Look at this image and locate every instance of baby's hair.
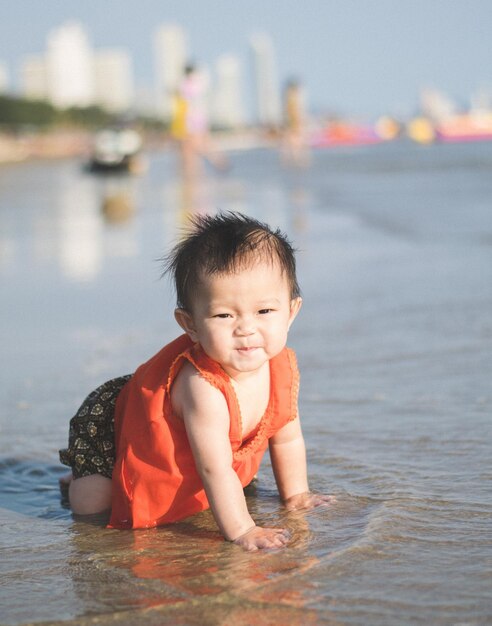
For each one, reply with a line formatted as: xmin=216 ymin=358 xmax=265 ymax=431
xmin=164 ymin=211 xmax=300 ymax=311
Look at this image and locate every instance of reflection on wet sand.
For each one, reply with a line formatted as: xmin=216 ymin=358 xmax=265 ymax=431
xmin=0 ymin=153 xmax=309 ymax=289
xmin=56 ymin=172 xmax=140 ymax=282
xmin=57 ymin=480 xmax=372 ymax=625
xmin=1 ymin=472 xmax=366 ymax=625
xmin=100 ymin=190 xmax=134 ymax=224
xmin=64 ymin=510 xmax=322 ymax=625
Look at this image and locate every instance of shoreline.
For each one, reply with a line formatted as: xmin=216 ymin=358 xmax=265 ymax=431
xmin=0 ymin=128 xmax=274 ymax=167
xmin=0 ymin=129 xmax=92 ymax=165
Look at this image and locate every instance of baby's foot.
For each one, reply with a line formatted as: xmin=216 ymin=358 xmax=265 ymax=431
xmin=58 ymin=472 xmax=73 ymax=504
xmin=59 ymin=472 xmax=73 ymax=487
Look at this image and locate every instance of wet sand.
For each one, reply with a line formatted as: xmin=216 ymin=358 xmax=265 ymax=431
xmin=1 ymin=142 xmax=491 ymax=625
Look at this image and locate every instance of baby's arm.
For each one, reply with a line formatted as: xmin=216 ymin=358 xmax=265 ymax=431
xmin=172 ymin=362 xmax=290 ymax=551
xmin=269 ymin=418 xmax=335 ymax=510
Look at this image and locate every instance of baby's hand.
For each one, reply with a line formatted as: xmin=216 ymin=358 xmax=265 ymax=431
xmin=232 ymin=525 xmax=291 ymax=552
xmin=284 ymin=492 xmax=336 ymax=511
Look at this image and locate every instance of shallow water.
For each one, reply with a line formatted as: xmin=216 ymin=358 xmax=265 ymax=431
xmin=1 ymin=141 xmax=491 ymax=625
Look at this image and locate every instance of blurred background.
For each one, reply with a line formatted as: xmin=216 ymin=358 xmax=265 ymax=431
xmin=1 ymin=0 xmax=492 ymax=161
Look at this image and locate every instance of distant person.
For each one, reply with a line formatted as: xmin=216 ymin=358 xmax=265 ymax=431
xmin=169 ymin=88 xmax=188 ymax=144
xmin=282 ymin=78 xmax=310 ymax=167
xmin=59 ymin=212 xmax=335 ymax=551
xmin=174 ymin=63 xmax=228 ymax=177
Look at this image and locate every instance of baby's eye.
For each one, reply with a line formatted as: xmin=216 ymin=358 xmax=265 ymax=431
xmin=214 ymin=313 xmax=232 ymax=318
xmin=258 ymin=308 xmax=274 ymax=315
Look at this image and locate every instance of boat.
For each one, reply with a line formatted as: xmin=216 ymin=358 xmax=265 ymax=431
xmin=310 ymin=120 xmax=386 ymax=148
xmin=407 ymin=112 xmax=492 ymax=145
xmin=435 ymin=113 xmax=492 ymax=143
xmin=87 ymin=128 xmax=143 ymax=173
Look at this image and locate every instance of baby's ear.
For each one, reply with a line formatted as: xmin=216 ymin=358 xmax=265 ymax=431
xmin=288 ymin=297 xmax=302 ymax=327
xmin=174 ymin=309 xmax=199 ymax=342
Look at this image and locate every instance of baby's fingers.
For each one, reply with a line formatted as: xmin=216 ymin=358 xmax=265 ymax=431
xmin=234 ymin=526 xmax=291 ymax=551
xmin=257 ymin=527 xmax=290 ymax=549
xmin=285 ymin=492 xmax=337 ymax=510
xmin=312 ymin=494 xmax=337 ymax=507
xmin=268 ymin=527 xmax=291 ymax=546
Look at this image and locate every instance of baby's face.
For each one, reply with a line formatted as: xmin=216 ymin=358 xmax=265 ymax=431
xmin=175 ymin=261 xmax=302 ymax=380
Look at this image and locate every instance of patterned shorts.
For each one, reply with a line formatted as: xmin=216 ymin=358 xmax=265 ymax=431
xmin=59 ymin=375 xmax=131 ymax=479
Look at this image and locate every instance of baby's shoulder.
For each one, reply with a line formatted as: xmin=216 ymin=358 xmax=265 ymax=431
xmin=172 ymin=359 xmax=213 ymax=394
xmin=171 ymin=360 xmax=226 ymax=415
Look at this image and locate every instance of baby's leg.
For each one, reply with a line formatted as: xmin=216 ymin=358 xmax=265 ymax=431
xmin=69 ymin=474 xmax=112 ymax=515
xmin=59 ymin=375 xmax=131 ymax=516
xmin=59 ymin=472 xmax=73 ymax=486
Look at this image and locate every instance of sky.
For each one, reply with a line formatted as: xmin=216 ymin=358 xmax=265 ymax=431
xmin=1 ymin=0 xmax=492 ymax=120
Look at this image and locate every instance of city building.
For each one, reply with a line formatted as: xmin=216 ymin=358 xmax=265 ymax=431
xmin=46 ymin=21 xmax=95 ymax=108
xmin=419 ymin=87 xmax=456 ymax=122
xmin=250 ymin=32 xmax=281 ymax=127
xmin=212 ymin=54 xmax=245 ymax=129
xmin=154 ymin=23 xmax=188 ymax=121
xmin=19 ymin=55 xmax=48 ymax=100
xmin=0 ymin=61 xmax=9 ymax=94
xmin=94 ymin=49 xmax=134 ymax=113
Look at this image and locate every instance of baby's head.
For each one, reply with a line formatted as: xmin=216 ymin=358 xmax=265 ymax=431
xmin=165 ymin=212 xmax=301 ymax=373
xmin=165 ymin=211 xmax=300 ymax=313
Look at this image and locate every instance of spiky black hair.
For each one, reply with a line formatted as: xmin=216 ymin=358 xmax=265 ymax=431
xmin=163 ymin=211 xmax=300 ymax=311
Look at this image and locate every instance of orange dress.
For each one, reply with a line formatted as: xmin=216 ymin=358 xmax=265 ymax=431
xmin=108 ymin=334 xmax=300 ymax=529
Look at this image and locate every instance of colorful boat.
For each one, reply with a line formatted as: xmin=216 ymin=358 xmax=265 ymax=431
xmin=408 ymin=113 xmax=492 ymax=145
xmin=310 ymin=121 xmax=384 ymax=148
xmin=435 ymin=113 xmax=492 ymax=143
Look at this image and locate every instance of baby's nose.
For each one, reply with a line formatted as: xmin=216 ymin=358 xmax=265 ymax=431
xmin=235 ymin=318 xmax=255 ymax=335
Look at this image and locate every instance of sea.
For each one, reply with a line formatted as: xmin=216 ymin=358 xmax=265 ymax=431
xmin=0 ymin=138 xmax=491 ymax=625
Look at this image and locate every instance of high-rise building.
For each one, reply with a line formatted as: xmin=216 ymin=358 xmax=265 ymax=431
xmin=134 ymin=86 xmax=158 ymax=117
xmin=94 ymin=49 xmax=134 ymax=113
xmin=212 ymin=54 xmax=244 ymax=129
xmin=250 ymin=32 xmax=281 ymax=127
xmin=46 ymin=21 xmax=94 ymax=108
xmin=420 ymin=87 xmax=456 ymax=122
xmin=19 ymin=55 xmax=48 ymax=100
xmin=154 ymin=24 xmax=188 ymax=120
xmin=0 ymin=61 xmax=9 ymax=94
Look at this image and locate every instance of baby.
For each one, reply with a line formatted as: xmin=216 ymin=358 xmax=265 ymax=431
xmin=60 ymin=212 xmax=333 ymax=551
